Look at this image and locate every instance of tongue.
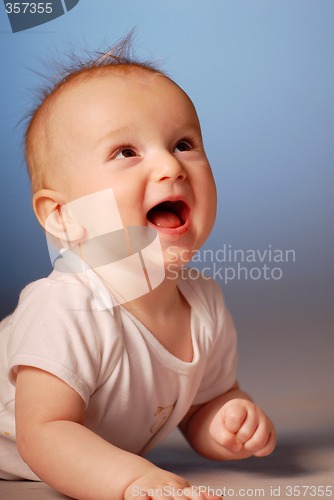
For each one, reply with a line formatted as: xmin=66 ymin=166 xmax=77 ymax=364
xmin=149 ymin=209 xmax=182 ymax=228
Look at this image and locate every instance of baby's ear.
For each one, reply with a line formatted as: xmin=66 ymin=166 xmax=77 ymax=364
xmin=33 ymin=189 xmax=85 ymax=245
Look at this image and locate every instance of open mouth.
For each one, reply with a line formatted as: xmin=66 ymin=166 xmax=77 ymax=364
xmin=146 ymin=200 xmax=189 ymax=229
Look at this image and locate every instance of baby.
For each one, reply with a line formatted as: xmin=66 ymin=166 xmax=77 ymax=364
xmin=0 ymin=37 xmax=275 ymax=499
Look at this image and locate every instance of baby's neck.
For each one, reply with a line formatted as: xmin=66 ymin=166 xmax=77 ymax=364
xmin=122 ymin=271 xmax=180 ymax=318
xmin=122 ymin=274 xmax=193 ymax=362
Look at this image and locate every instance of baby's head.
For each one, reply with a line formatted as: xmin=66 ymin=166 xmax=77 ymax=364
xmin=26 ymin=35 xmax=217 ymax=272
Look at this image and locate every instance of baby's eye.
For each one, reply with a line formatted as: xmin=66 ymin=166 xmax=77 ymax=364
xmin=174 ymin=140 xmax=193 ymax=153
xmin=113 ymin=147 xmax=137 ymax=160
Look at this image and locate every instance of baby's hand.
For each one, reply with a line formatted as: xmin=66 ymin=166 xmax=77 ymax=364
xmin=124 ymin=468 xmax=222 ymax=499
xmin=209 ymin=398 xmax=276 ymax=458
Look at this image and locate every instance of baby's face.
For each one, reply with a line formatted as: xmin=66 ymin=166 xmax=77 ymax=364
xmin=48 ymin=69 xmax=217 ymax=268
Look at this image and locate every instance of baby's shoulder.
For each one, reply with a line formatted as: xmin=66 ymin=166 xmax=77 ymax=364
xmin=16 ymin=271 xmax=102 ymax=312
xmin=11 ymin=271 xmax=123 ymax=342
xmin=8 ymin=272 xmax=123 ymax=365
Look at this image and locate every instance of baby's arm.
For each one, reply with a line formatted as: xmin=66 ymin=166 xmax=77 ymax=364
xmin=179 ymin=382 xmax=276 ymax=461
xmin=15 ymin=366 xmax=220 ymax=500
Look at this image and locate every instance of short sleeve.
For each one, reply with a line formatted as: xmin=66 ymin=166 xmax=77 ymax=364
xmin=7 ymin=276 xmax=121 ymax=408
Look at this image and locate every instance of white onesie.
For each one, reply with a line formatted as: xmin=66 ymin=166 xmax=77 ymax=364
xmin=0 ymin=268 xmax=237 ymax=480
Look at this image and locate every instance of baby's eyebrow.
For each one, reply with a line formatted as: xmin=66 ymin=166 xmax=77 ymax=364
xmin=176 ymin=123 xmax=202 ymax=135
xmin=94 ymin=125 xmax=132 ymax=148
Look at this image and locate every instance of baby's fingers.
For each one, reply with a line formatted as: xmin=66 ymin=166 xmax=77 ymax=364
xmin=221 ymin=400 xmax=248 ymax=434
xmin=184 ymin=487 xmax=222 ymax=500
xmin=234 ymin=406 xmax=258 ymax=444
xmin=243 ymin=416 xmax=276 ymax=456
xmin=210 ymin=403 xmax=245 ymax=451
xmin=199 ymin=492 xmax=223 ymax=500
xmin=253 ymin=428 xmax=276 ymax=457
xmin=210 ymin=420 xmax=243 ymax=453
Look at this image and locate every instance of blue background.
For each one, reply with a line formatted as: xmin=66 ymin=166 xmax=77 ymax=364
xmin=0 ymin=0 xmax=333 ymax=436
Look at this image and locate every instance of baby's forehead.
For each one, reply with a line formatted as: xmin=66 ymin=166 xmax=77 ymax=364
xmin=51 ymin=66 xmax=192 ymax=113
xmin=39 ymin=65 xmax=195 ymax=140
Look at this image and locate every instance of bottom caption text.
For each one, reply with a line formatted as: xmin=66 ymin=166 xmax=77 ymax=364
xmin=132 ymin=484 xmax=333 ymax=497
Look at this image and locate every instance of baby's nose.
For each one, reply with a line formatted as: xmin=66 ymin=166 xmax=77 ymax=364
xmin=153 ymin=153 xmax=186 ymax=182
